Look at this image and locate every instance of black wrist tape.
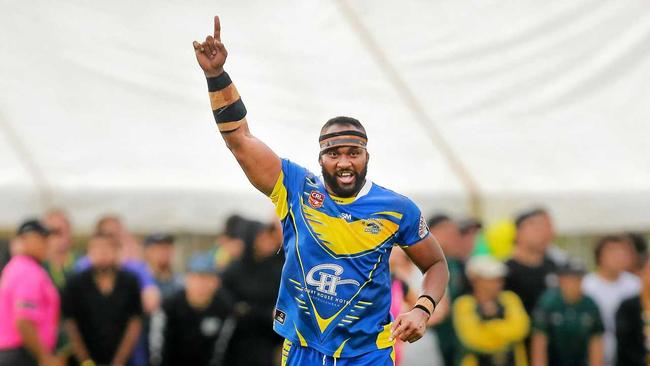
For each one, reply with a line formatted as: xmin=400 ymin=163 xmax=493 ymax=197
xmin=419 ymin=295 xmax=437 ymax=309
xmin=207 ymin=72 xmax=232 ymax=92
xmin=413 ymin=304 xmax=432 ymax=317
xmin=206 ymin=72 xmax=247 ymax=133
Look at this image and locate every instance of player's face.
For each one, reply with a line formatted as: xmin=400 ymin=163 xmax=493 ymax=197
xmin=320 ymin=146 xmax=369 ymax=197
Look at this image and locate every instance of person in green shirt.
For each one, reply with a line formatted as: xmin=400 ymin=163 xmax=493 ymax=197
xmin=531 ymin=259 xmax=604 ymax=366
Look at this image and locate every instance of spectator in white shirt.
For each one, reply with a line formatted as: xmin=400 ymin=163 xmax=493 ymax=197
xmin=582 ymin=235 xmax=640 ymax=366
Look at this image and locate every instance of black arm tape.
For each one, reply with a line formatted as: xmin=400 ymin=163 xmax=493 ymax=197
xmin=207 ymin=72 xmax=232 ymax=92
xmin=213 ymin=98 xmax=247 ymax=124
xmin=413 ymin=304 xmax=431 ymax=317
xmin=419 ymin=295 xmax=437 ymax=309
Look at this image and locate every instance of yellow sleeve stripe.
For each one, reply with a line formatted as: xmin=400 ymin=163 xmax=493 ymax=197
xmin=268 ymin=170 xmax=289 ymax=220
xmin=374 ymin=211 xmax=404 ymax=219
xmin=209 ymin=84 xmax=240 ymax=110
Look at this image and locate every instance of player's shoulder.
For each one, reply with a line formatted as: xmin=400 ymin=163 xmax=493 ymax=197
xmin=281 ymin=158 xmax=310 ymax=175
xmin=368 ymin=182 xmax=419 ymax=212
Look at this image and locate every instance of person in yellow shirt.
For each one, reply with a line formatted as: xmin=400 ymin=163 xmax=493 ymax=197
xmin=453 ymin=256 xmax=530 ymax=366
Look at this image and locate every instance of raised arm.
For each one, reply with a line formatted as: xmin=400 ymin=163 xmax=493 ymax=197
xmin=193 ymin=16 xmax=281 ymax=195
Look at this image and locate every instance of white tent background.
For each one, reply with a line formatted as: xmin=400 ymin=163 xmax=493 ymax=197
xmin=2 ymin=0 xmax=650 ymax=234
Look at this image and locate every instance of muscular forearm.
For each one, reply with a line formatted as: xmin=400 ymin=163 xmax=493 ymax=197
xmin=17 ymin=319 xmax=51 ymax=362
xmin=203 ymin=72 xmax=281 ymax=195
xmin=112 ymin=317 xmax=142 ymax=365
xmin=194 ymin=18 xmax=281 ymax=195
xmin=64 ymin=320 xmax=91 ymax=362
xmin=420 ymin=257 xmax=449 ymax=308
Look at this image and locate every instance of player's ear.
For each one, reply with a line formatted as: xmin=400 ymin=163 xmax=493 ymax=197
xmin=318 ymin=154 xmax=323 ymax=166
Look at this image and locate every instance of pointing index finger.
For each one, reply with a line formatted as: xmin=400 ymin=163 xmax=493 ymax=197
xmin=214 ymin=15 xmax=221 ymax=41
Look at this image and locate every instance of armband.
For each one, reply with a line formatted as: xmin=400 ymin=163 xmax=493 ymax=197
xmin=206 ymin=72 xmax=247 ymax=133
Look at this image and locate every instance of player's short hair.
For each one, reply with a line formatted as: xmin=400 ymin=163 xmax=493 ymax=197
xmin=320 ymin=116 xmax=366 ymax=135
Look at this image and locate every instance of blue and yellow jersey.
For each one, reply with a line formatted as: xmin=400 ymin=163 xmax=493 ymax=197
xmin=269 ymin=159 xmax=430 ymax=358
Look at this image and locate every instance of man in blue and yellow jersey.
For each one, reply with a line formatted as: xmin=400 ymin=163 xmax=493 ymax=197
xmin=192 ymin=16 xmax=449 ymax=366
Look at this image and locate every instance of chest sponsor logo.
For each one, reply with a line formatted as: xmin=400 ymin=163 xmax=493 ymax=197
xmin=306 ymin=264 xmax=360 ymax=296
xmin=339 ymin=212 xmax=352 ymax=221
xmin=308 ymin=191 xmax=325 ymax=208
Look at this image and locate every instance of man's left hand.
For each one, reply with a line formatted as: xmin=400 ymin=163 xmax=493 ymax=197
xmin=389 ymin=308 xmax=429 ymax=343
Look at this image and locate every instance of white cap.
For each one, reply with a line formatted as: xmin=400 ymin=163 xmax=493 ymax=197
xmin=466 ymin=255 xmax=507 ymax=279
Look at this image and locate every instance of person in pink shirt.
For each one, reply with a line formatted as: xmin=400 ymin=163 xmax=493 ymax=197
xmin=0 ymin=220 xmax=61 ymax=366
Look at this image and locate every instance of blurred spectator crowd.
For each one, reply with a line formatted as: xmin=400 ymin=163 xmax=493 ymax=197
xmin=0 ymin=207 xmax=648 ymax=366
xmin=414 ymin=208 xmax=649 ymax=366
xmin=0 ymin=211 xmax=284 ymax=366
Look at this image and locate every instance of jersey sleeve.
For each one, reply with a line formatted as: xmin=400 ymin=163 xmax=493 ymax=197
xmin=13 ymin=275 xmax=45 ymax=322
xmin=268 ymin=159 xmax=309 ymax=220
xmin=396 ymin=198 xmax=429 ymax=247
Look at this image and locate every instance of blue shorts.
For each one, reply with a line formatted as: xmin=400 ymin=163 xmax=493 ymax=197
xmin=281 ymin=340 xmax=395 ymax=366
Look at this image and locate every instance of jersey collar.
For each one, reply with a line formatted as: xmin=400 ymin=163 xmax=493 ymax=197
xmin=327 ymin=179 xmax=373 ymax=205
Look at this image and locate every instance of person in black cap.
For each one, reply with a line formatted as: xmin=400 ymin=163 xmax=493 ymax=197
xmin=144 ymin=233 xmax=182 ymax=300
xmin=531 ymin=259 xmax=604 ymax=366
xmin=149 ymin=253 xmax=235 ymax=366
xmin=0 ymin=219 xmax=61 ymax=366
xmin=221 ymin=221 xmax=284 ymax=366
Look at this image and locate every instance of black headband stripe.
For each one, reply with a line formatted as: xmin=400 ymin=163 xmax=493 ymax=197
xmin=320 ymin=138 xmax=367 ymax=149
xmin=318 ymin=130 xmax=367 ymax=142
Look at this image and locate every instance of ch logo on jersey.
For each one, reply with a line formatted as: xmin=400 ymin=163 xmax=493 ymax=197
xmin=308 ymin=191 xmax=325 ymax=208
xmin=306 ymin=264 xmax=360 ymax=296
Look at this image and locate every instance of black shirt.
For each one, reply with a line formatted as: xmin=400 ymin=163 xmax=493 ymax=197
xmin=504 ymin=256 xmax=557 ymax=316
xmin=222 ymin=255 xmax=284 ymax=366
xmin=62 ymin=269 xmax=143 ymax=364
xmin=615 ymin=295 xmax=646 ymax=366
xmin=149 ymin=288 xmax=235 ymax=366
